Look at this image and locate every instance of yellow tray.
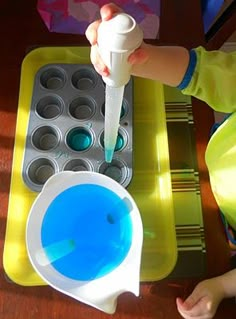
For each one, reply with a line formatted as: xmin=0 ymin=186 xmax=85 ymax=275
xmin=3 ymin=47 xmax=177 ymax=285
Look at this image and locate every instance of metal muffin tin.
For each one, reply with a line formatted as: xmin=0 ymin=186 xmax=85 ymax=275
xmin=22 ymin=64 xmax=133 ymax=192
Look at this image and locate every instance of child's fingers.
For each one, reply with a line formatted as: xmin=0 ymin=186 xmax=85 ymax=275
xmin=176 ymin=297 xmax=184 ymax=307
xmin=176 ymin=296 xmax=216 ymax=319
xmin=100 ymin=3 xmax=123 ymax=21
xmin=179 ymin=286 xmax=204 ymax=311
xmin=90 ymin=45 xmax=109 ymax=77
xmin=85 ymin=20 xmax=101 ymax=45
xmin=85 ymin=3 xmax=122 ymax=45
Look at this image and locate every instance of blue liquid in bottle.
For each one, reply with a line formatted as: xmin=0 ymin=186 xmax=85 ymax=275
xmin=41 ymin=184 xmax=133 ymax=281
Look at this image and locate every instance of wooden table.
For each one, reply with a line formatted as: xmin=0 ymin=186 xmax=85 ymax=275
xmin=0 ymin=1 xmax=235 ymax=318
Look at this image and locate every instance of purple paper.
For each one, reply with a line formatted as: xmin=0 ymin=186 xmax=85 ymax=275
xmin=37 ymin=0 xmax=160 ymax=39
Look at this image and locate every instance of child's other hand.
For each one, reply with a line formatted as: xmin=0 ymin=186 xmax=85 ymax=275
xmin=85 ymin=3 xmax=148 ymax=78
xmin=176 ymin=278 xmax=225 ymax=319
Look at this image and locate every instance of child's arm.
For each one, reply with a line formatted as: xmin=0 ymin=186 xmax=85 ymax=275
xmin=176 ymin=269 xmax=236 ymax=319
xmin=86 ymin=3 xmax=236 ymax=113
xmin=85 ymin=3 xmax=190 ymax=87
xmin=217 ymin=269 xmax=236 ymax=298
xmin=129 ymin=44 xmax=190 ymax=87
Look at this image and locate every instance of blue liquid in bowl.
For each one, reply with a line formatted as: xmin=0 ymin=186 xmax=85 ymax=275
xmin=41 ymin=184 xmax=133 ymax=281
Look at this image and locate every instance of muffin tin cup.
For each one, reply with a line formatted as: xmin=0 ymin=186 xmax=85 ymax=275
xmin=22 ymin=64 xmax=133 ymax=192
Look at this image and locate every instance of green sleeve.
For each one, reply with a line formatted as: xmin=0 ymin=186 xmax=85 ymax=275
xmin=181 ymin=46 xmax=236 ymax=113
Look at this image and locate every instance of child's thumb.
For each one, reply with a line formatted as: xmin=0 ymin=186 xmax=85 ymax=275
xmin=128 ymin=47 xmax=148 ymax=65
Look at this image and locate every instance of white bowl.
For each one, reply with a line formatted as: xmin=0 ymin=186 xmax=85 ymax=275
xmin=26 ymin=171 xmax=143 ymax=313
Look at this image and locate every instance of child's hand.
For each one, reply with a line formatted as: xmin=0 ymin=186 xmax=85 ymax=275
xmin=85 ymin=3 xmax=121 ymax=77
xmin=85 ymin=3 xmax=148 ymax=77
xmin=176 ymin=278 xmax=225 ymax=319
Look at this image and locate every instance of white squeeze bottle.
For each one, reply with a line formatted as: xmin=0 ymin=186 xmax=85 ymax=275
xmin=97 ymin=13 xmax=143 ymax=162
